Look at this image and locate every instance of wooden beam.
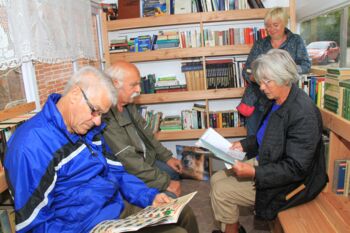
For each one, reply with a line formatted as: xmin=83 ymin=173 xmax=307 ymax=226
xmin=0 ymin=102 xmax=36 ymax=122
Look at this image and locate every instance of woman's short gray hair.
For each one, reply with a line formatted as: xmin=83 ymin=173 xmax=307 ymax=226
xmin=264 ymin=7 xmax=289 ymax=26
xmin=63 ymin=66 xmax=117 ymax=106
xmin=252 ymin=49 xmax=300 ymax=86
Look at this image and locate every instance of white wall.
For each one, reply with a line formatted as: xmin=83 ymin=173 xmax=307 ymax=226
xmin=296 ymin=0 xmax=349 ymax=22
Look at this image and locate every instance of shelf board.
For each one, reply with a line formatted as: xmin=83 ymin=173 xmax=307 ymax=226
xmin=320 ymin=108 xmax=350 ymax=142
xmin=310 ymin=67 xmax=327 ymax=76
xmin=154 ymin=127 xmax=247 ymax=141
xmin=109 ymin=45 xmax=252 ymax=63
xmin=0 ymin=171 xmax=8 ymax=193
xmin=0 ymin=102 xmax=36 ymax=122
xmin=134 ymin=87 xmax=245 ymax=104
xmin=107 ymin=9 xmax=270 ymax=31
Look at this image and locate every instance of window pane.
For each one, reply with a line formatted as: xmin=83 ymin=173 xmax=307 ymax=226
xmin=300 ymin=10 xmax=342 ymax=68
xmin=0 ymin=68 xmax=27 ymax=110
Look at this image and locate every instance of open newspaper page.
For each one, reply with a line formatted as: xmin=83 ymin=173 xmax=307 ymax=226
xmin=196 ymin=128 xmax=246 ymax=165
xmin=90 ymin=191 xmax=197 ymax=233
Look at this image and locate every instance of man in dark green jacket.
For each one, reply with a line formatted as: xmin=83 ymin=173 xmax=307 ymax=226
xmin=103 ymin=61 xmax=183 ymax=198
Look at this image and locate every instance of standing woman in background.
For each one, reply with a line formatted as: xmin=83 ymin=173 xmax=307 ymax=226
xmin=237 ymin=7 xmax=311 ymax=135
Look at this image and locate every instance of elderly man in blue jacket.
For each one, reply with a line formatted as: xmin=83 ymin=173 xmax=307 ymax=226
xmin=4 ymin=66 xmax=198 ymax=233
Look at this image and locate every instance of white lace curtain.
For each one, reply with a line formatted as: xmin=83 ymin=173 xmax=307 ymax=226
xmin=0 ymin=0 xmax=96 ymax=70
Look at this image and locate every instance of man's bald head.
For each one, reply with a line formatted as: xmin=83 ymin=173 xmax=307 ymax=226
xmin=105 ymin=61 xmax=140 ymax=88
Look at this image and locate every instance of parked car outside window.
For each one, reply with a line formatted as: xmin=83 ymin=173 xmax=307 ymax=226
xmin=306 ymin=41 xmax=340 ymax=65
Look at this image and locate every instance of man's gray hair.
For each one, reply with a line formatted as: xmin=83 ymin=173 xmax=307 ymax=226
xmin=105 ymin=65 xmax=126 ymax=87
xmin=252 ymin=49 xmax=300 ymax=86
xmin=63 ymin=66 xmax=117 ymax=106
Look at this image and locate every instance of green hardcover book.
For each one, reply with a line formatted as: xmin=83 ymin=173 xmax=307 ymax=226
xmin=327 ymin=67 xmax=350 ymax=76
xmin=324 ymin=94 xmax=339 ymax=103
xmin=339 ymin=80 xmax=350 ymax=89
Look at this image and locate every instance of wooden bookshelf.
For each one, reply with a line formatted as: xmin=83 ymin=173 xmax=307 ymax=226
xmin=102 ymin=2 xmax=296 ymax=141
xmin=0 ymin=102 xmax=36 ymax=194
xmin=0 ymin=102 xmax=35 ymax=122
xmin=110 ymin=45 xmax=252 ymax=63
xmin=320 ymin=108 xmax=350 ymax=142
xmin=310 ymin=67 xmax=327 ymax=76
xmin=106 ymin=8 xmax=270 ymax=31
xmin=320 ymin=108 xmax=350 ymax=192
xmin=0 ymin=171 xmax=7 ymax=193
xmin=134 ymin=88 xmax=245 ymax=104
xmin=155 ymin=127 xmax=246 ymax=141
xmin=102 ymin=7 xmax=293 ymax=65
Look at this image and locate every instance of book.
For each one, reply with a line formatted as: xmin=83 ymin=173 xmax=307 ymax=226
xmin=118 ymin=0 xmax=140 ymax=19
xmin=325 ymin=73 xmax=350 ymax=80
xmin=90 ymin=191 xmax=197 ymax=233
xmin=332 ymin=160 xmax=347 ymax=195
xmin=195 ymin=128 xmax=246 ymax=164
xmin=339 ymin=80 xmax=350 ymax=89
xmin=327 ymin=68 xmax=350 ymax=76
xmin=174 ymin=1 xmax=192 ymax=14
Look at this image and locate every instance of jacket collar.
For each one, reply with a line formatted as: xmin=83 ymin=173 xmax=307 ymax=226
xmin=110 ymin=105 xmax=132 ymax=127
xmin=42 ymin=93 xmax=105 ymax=144
xmin=271 ymin=84 xmax=299 ymax=117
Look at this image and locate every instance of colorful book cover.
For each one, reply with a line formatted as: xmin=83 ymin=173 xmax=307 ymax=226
xmin=176 ymin=145 xmax=211 ymax=181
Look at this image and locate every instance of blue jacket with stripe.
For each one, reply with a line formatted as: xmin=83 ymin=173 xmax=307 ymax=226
xmin=4 ymin=94 xmax=159 ymax=233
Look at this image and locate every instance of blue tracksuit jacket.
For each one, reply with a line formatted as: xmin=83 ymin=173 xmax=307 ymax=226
xmin=4 ymin=94 xmax=158 ymax=233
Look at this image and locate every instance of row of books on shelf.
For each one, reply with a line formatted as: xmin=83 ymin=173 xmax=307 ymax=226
xmin=182 ymin=108 xmax=246 ymax=130
xmin=206 ymin=58 xmax=246 ymax=89
xmin=141 ymin=57 xmax=247 ymax=94
xmin=0 ymin=113 xmax=36 ymax=163
xmin=109 ymin=27 xmax=266 ymax=53
xmin=108 ymin=0 xmax=267 ymax=21
xmin=301 ymin=67 xmax=350 ymax=121
xmin=182 ymin=57 xmax=247 ymax=90
xmin=140 ymin=74 xmax=185 ymax=94
xmin=203 ymin=27 xmax=267 ymax=47
xmin=139 ymin=104 xmax=246 ymax=133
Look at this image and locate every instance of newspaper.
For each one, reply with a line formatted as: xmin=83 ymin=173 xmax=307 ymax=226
xmin=90 ymin=191 xmax=197 ymax=233
xmin=196 ymin=128 xmax=246 ymax=165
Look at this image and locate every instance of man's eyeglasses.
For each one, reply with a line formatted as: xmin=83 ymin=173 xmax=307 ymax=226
xmin=79 ymin=87 xmax=103 ymax=117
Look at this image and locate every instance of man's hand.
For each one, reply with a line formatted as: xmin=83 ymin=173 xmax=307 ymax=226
xmin=166 ymin=157 xmax=183 ymax=173
xmin=152 ymin=193 xmax=172 ymax=207
xmin=167 ymin=180 xmax=181 ymax=197
xmin=232 ymin=160 xmax=255 ymax=178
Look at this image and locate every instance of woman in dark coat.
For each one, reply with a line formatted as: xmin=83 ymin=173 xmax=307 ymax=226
xmin=210 ymin=49 xmax=327 ymax=233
